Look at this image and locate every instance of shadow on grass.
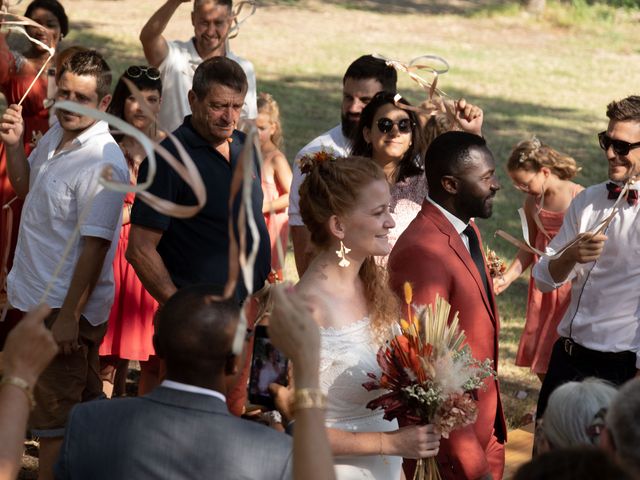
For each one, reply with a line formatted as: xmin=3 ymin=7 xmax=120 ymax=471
xmin=271 ymin=0 xmax=525 ymax=16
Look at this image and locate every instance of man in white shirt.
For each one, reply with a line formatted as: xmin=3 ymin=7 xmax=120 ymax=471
xmin=290 ymin=54 xmax=397 ymax=275
xmin=139 ymin=0 xmax=257 ymax=133
xmin=0 ymin=50 xmax=128 ymax=480
xmin=533 ymin=95 xmax=640 ymax=418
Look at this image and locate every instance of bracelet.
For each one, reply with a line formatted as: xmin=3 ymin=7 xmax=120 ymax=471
xmin=0 ymin=376 xmax=36 ymax=410
xmin=293 ymin=388 xmax=326 ymax=411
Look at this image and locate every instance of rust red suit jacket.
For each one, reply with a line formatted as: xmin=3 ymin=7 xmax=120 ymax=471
xmin=388 ymin=200 xmax=507 ymax=480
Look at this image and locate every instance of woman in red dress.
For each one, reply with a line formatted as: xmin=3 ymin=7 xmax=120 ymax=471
xmin=98 ymin=66 xmax=164 ymax=396
xmin=0 ymin=0 xmax=68 ymax=343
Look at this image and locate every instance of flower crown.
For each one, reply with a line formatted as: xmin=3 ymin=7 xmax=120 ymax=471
xmin=518 ymin=135 xmax=542 ymax=164
xmin=298 ymin=149 xmax=340 ymax=174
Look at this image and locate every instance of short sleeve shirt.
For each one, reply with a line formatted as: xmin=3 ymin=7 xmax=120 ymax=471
xmin=7 ymin=120 xmax=128 ymax=325
xmin=158 ymin=38 xmax=258 ymax=133
xmin=131 ymin=116 xmax=270 ymax=302
xmin=288 ymin=124 xmax=351 ymax=227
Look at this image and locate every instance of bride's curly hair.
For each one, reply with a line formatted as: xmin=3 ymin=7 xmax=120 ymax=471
xmin=299 ymin=155 xmax=400 ymax=341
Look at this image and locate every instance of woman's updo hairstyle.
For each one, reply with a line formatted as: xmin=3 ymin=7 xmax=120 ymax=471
xmin=507 ymin=137 xmax=581 ymax=180
xmin=299 ymin=154 xmax=385 ymax=248
xmin=299 ymin=154 xmax=399 ymax=341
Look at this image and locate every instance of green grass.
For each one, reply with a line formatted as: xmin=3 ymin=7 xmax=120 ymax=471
xmin=26 ymin=0 xmax=640 ymax=428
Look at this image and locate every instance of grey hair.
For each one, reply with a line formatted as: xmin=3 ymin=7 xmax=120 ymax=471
xmin=542 ymin=378 xmax=617 ymax=449
xmin=606 ymin=378 xmax=640 ymax=475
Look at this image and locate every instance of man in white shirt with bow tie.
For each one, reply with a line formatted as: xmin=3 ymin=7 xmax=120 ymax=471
xmin=533 ymin=95 xmax=640 ymax=418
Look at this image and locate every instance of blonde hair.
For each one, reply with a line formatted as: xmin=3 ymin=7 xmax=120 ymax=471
xmin=257 ymin=92 xmax=283 ymax=149
xmin=507 ymin=137 xmax=581 ymax=180
xmin=299 ymin=155 xmax=400 ymax=340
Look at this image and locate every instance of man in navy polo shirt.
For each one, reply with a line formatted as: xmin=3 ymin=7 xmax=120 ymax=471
xmin=127 ymin=56 xmax=270 ymax=307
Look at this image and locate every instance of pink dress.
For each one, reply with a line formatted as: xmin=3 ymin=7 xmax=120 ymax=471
xmin=516 ymin=184 xmax=582 ymax=374
xmin=261 ymin=151 xmax=289 ymax=275
xmin=99 ymin=191 xmax=158 ymax=360
xmin=388 ymin=174 xmax=428 ymax=249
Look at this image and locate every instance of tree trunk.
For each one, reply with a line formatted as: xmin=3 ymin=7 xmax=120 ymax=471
xmin=526 ymin=0 xmax=546 ymax=14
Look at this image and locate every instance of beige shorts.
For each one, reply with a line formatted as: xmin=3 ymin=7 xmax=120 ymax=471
xmin=30 ymin=310 xmax=107 ymax=437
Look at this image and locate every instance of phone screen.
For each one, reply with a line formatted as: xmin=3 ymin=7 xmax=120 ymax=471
xmin=248 ymin=325 xmax=288 ymax=409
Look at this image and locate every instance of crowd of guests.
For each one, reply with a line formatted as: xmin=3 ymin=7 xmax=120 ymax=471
xmin=0 ymin=0 xmax=640 ymax=479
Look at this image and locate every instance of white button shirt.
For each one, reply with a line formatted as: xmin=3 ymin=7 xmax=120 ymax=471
xmin=533 ymin=181 xmax=640 ymax=367
xmin=8 ymin=120 xmax=128 ymax=326
xmin=158 ymin=38 xmax=258 ymax=133
xmin=288 ymin=124 xmax=351 ymax=227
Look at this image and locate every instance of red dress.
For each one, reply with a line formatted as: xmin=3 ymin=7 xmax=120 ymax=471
xmin=0 ymin=36 xmax=50 ymax=337
xmin=99 ymin=191 xmax=158 ymax=360
xmin=515 ymin=184 xmax=582 ymax=374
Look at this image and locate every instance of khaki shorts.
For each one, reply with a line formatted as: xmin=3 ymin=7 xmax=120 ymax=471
xmin=30 ymin=310 xmax=107 ymax=437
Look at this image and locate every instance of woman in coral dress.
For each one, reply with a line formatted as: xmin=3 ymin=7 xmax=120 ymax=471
xmin=256 ymin=93 xmax=292 ymax=281
xmin=98 ymin=66 xmax=164 ymax=396
xmin=0 ymin=0 xmax=68 ymax=342
xmin=496 ymin=138 xmax=583 ymax=380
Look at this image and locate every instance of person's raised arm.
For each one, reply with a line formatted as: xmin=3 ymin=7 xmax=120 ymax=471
xmin=454 ymin=98 xmax=483 ymax=137
xmin=139 ymin=0 xmax=190 ymax=68
xmin=126 ymin=225 xmax=178 ymax=305
xmin=269 ymin=285 xmax=334 ymax=480
xmin=0 ymin=105 xmax=30 ymax=198
xmin=0 ymin=304 xmax=58 ymax=480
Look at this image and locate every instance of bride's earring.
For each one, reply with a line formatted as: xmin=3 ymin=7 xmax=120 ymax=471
xmin=336 ymin=241 xmax=351 ymax=268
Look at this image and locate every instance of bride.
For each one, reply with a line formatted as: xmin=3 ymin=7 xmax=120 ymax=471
xmin=296 ymin=155 xmax=440 ymax=479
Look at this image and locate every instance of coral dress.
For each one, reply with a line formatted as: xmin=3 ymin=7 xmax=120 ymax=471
xmin=99 ymin=191 xmax=158 ymax=361
xmin=516 ymin=184 xmax=582 ymax=374
xmin=261 ymin=150 xmax=289 ymax=276
xmin=0 ymin=39 xmax=52 ymax=346
xmin=0 ymin=38 xmax=50 ymax=304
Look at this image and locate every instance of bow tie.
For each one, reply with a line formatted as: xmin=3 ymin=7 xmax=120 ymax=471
xmin=606 ymin=182 xmax=638 ymax=206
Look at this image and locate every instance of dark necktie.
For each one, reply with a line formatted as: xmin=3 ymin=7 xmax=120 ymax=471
xmin=606 ymin=182 xmax=638 ymax=206
xmin=463 ymin=224 xmax=492 ymax=304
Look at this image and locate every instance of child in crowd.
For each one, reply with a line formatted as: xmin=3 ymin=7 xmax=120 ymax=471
xmin=256 ymin=93 xmax=292 ymax=281
xmin=99 ymin=66 xmax=165 ymax=396
xmin=495 ymin=138 xmax=583 ymax=381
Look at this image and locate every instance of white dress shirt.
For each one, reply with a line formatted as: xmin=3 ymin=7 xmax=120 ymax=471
xmin=533 ymin=181 xmax=640 ymax=367
xmin=7 ymin=120 xmax=128 ymax=325
xmin=161 ymin=379 xmax=227 ymax=403
xmin=426 ymin=196 xmax=470 ymax=251
xmin=158 ymin=38 xmax=257 ymax=133
xmin=288 ymin=124 xmax=351 ymax=227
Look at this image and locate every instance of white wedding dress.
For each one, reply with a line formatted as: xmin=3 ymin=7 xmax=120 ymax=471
xmin=320 ymin=317 xmax=402 ymax=480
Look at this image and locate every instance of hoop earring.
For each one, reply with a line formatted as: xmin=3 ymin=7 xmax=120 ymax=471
xmin=336 ymin=241 xmax=351 ymax=268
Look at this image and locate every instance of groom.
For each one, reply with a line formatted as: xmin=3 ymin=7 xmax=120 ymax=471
xmin=389 ymin=131 xmax=506 ymax=480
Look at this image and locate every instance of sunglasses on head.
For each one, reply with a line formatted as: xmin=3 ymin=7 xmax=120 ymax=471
xmin=376 ymin=117 xmax=413 ymax=134
xmin=126 ymin=66 xmax=161 ymax=81
xmin=598 ymin=131 xmax=640 ymax=156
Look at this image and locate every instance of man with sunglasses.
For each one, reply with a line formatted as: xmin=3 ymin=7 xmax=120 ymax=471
xmin=139 ymin=0 xmax=257 ymax=133
xmin=533 ymin=95 xmax=640 ymax=421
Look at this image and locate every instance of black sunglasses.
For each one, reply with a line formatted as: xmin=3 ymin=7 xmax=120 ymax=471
xmin=598 ymin=131 xmax=640 ymax=156
xmin=126 ymin=66 xmax=161 ymax=81
xmin=376 ymin=117 xmax=413 ymax=134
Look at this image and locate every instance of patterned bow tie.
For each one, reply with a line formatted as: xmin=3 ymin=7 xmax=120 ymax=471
xmin=606 ymin=182 xmax=639 ymax=206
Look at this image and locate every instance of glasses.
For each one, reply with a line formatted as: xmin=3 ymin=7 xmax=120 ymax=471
xmin=126 ymin=66 xmax=161 ymax=81
xmin=598 ymin=131 xmax=640 ymax=156
xmin=376 ymin=117 xmax=413 ymax=134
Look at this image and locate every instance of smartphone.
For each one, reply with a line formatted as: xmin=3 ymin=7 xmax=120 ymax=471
xmin=248 ymin=325 xmax=289 ymax=410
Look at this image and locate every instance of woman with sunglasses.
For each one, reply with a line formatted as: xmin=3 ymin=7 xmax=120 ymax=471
xmin=98 ymin=66 xmax=164 ymax=397
xmin=351 ymin=92 xmax=427 ymax=253
xmin=0 ymin=0 xmax=68 ymax=343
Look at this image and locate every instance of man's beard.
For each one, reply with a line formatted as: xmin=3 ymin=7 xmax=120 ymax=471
xmin=341 ymin=113 xmax=359 ymax=141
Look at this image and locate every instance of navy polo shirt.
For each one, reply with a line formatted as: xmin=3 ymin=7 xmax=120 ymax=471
xmin=131 ymin=116 xmax=271 ymax=303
